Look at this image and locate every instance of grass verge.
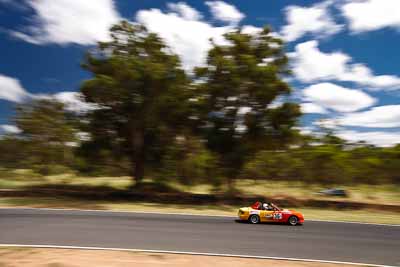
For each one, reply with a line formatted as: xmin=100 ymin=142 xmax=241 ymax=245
xmin=0 ymin=170 xmax=399 ymax=205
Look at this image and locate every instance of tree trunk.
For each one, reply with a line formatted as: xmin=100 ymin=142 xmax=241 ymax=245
xmin=133 ymin=150 xmax=144 ymax=185
xmin=227 ymin=176 xmax=236 ymax=194
xmin=225 ymin=156 xmax=241 ymax=195
xmin=131 ymin=127 xmax=145 ymax=186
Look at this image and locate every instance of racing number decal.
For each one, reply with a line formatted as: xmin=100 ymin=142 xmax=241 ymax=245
xmin=273 ymin=213 xmax=282 ymax=220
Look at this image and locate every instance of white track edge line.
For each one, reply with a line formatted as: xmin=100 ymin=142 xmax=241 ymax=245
xmin=0 ymin=244 xmax=395 ymax=267
xmin=0 ymin=206 xmax=399 ymax=227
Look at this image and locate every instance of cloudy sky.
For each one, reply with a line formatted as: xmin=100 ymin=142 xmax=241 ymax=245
xmin=0 ymin=0 xmax=400 ymax=146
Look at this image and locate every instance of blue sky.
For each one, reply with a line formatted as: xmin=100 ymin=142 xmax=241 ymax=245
xmin=0 ymin=0 xmax=400 ymax=146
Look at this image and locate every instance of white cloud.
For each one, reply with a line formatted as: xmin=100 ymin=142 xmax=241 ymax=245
xmin=11 ymin=0 xmax=120 ymax=45
xmin=205 ymin=1 xmax=245 ymax=25
xmin=0 ymin=73 xmax=93 ymax=113
xmin=0 ymin=124 xmax=21 ymax=134
xmin=35 ymin=91 xmax=97 ymax=113
xmin=241 ymin=25 xmax=263 ymax=35
xmin=300 ymin=102 xmax=328 ymax=114
xmin=136 ymin=5 xmax=231 ymax=71
xmin=167 ymin=2 xmax=202 ymax=21
xmin=333 ymin=105 xmax=400 ymax=128
xmin=281 ymin=1 xmax=342 ymax=42
xmin=136 ymin=3 xmax=269 ymax=71
xmin=298 ymin=124 xmax=400 ymax=147
xmin=313 ymin=118 xmax=342 ymax=130
xmin=297 ymin=126 xmax=315 ymax=136
xmin=303 ymin=83 xmax=376 ymax=112
xmin=0 ymin=74 xmax=30 ymax=102
xmin=340 ymin=64 xmax=400 ymax=89
xmin=290 ymin=41 xmax=348 ymax=82
xmin=336 ymin=130 xmax=400 ymax=147
xmin=53 ymin=92 xmax=96 ymax=113
xmin=291 ymin=40 xmax=400 ymax=89
xmin=341 ymin=0 xmax=400 ymax=32
xmin=267 ymin=98 xmax=284 ymax=109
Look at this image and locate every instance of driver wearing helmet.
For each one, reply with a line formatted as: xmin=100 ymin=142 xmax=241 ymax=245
xmin=263 ymin=203 xmax=273 ymax=210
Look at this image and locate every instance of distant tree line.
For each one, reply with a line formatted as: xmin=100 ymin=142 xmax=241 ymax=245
xmin=0 ymin=21 xmax=398 ymax=187
xmin=243 ymin=143 xmax=400 ymax=185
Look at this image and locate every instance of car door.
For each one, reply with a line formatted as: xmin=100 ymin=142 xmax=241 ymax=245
xmin=260 ymin=210 xmax=274 ymax=222
xmin=271 ymin=210 xmax=284 ymax=222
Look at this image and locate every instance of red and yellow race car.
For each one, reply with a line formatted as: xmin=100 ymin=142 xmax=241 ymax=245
xmin=237 ymin=201 xmax=304 ymax=225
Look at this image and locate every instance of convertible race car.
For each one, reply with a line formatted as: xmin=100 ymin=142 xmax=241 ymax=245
xmin=237 ymin=202 xmax=304 ymax=225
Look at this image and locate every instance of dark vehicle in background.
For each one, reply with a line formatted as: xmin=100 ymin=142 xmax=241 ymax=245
xmin=317 ymin=188 xmax=348 ymax=197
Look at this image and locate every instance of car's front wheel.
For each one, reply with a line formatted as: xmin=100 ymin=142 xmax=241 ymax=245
xmin=288 ymin=216 xmax=298 ymax=226
xmin=249 ymin=214 xmax=260 ymax=224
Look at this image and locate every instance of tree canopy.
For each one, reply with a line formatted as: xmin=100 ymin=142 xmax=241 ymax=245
xmin=80 ymin=21 xmax=192 ymax=184
xmin=194 ymin=27 xmax=301 ymax=185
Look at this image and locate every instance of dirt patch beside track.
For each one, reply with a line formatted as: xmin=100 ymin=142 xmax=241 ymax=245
xmin=0 ymin=248 xmax=358 ymax=267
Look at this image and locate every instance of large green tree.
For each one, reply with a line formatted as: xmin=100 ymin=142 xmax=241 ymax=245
xmin=80 ymin=21 xmax=191 ymax=185
xmin=194 ymin=27 xmax=301 ymax=188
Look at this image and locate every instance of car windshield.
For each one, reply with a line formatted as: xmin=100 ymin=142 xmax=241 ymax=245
xmin=271 ymin=204 xmax=282 ymax=211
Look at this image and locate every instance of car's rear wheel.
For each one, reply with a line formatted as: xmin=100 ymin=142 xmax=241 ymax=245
xmin=288 ymin=216 xmax=298 ymax=226
xmin=249 ymin=214 xmax=260 ymax=224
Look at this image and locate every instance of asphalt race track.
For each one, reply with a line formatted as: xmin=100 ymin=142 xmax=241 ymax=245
xmin=0 ymin=209 xmax=399 ymax=266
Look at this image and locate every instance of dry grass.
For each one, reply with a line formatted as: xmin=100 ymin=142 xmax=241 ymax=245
xmin=1 ymin=170 xmax=399 ymax=205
